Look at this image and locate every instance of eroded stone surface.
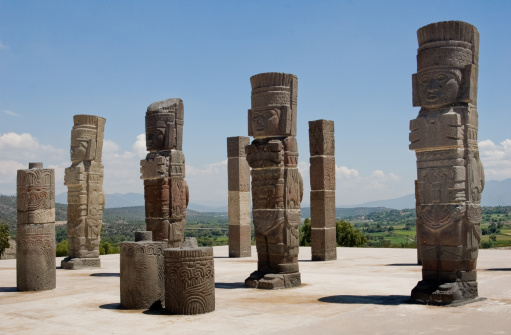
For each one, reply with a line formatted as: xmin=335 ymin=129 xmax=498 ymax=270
xmin=245 ymin=72 xmax=302 ymax=289
xmin=164 ymin=247 xmax=215 ymax=314
xmin=16 ymin=163 xmax=56 ymax=291
xmin=309 ymin=120 xmax=337 ymax=261
xmin=227 ymin=136 xmax=251 ymax=258
xmin=120 ymin=231 xmax=166 ymax=310
xmin=409 ymin=21 xmax=483 ymax=305
xmin=61 ymin=115 xmax=106 ymax=269
xmin=141 ymin=99 xmax=189 ymax=248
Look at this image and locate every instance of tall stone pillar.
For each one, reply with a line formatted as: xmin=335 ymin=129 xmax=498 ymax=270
xmin=409 ymin=21 xmax=484 ymax=305
xmin=309 ymin=120 xmax=337 ymax=261
xmin=141 ymin=99 xmax=189 ymax=248
xmin=16 ymin=162 xmax=56 ymax=291
xmin=227 ymin=136 xmax=251 ymax=258
xmin=120 ymin=231 xmax=166 ymax=309
xmin=62 ymin=115 xmax=106 ymax=270
xmin=244 ymin=72 xmax=303 ymax=289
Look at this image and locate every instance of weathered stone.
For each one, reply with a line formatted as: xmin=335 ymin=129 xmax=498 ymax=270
xmin=409 ymin=21 xmax=483 ymax=306
xmin=62 ymin=115 xmax=106 ymax=270
xmin=311 ymin=227 xmax=337 ymax=261
xmin=309 ymin=156 xmax=336 ymax=191
xmin=309 ymin=120 xmax=335 ymax=156
xmin=141 ymin=99 xmax=189 ymax=248
xmin=16 ymin=163 xmax=56 ymax=291
xmin=164 ymin=247 xmax=215 ymax=315
xmin=228 ymin=224 xmax=252 ymax=257
xmin=120 ymin=231 xmax=166 ymax=309
xmin=245 ymin=73 xmax=302 ymax=289
xmin=227 ymin=136 xmax=252 ymax=258
xmin=309 ymin=120 xmax=337 ymax=261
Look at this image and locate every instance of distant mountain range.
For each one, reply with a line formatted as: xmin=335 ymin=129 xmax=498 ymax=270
xmin=53 ymin=178 xmax=511 ymax=211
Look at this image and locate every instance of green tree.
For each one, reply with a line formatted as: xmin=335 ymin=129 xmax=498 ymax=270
xmin=56 ymin=239 xmax=69 ymax=257
xmin=0 ymin=224 xmax=10 ymax=257
xmin=299 ymin=218 xmax=311 ymax=246
xmin=336 ymin=220 xmax=367 ymax=247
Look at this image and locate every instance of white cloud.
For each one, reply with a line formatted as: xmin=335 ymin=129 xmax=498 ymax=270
xmin=186 ymin=160 xmax=228 ymax=207
xmin=479 ymin=139 xmax=511 ymax=180
xmin=0 ymin=132 xmax=67 ymax=195
xmin=0 ymin=40 xmax=7 ymax=49
xmin=2 ymin=110 xmax=21 ymax=117
xmin=132 ymin=134 xmax=148 ymax=158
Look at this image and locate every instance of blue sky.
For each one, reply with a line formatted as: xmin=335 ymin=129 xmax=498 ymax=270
xmin=1 ymin=1 xmax=510 ymax=207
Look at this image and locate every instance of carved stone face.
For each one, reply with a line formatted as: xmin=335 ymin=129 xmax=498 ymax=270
xmin=251 ymin=108 xmax=280 ymax=137
xmin=418 ymin=69 xmax=461 ymax=108
xmin=146 ymin=128 xmax=165 ymax=151
xmin=70 ymin=140 xmax=88 ymax=164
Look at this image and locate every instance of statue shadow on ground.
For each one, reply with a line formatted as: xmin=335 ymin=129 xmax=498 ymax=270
xmin=90 ymin=273 xmax=120 ymax=277
xmin=0 ymin=287 xmax=17 ymax=292
xmin=319 ymin=295 xmax=410 ymax=306
xmin=215 ymin=282 xmax=246 ymax=289
xmin=99 ymin=303 xmax=122 ymax=309
xmin=385 ymin=263 xmax=420 ymax=267
xmin=484 ymin=268 xmax=511 ymax=271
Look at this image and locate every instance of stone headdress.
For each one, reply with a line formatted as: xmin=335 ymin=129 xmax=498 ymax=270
xmin=71 ymin=115 xmax=106 ymax=162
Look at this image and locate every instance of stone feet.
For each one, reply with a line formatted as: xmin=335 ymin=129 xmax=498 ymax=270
xmin=245 ymin=271 xmax=301 ymax=289
xmin=410 ymin=280 xmax=481 ymax=306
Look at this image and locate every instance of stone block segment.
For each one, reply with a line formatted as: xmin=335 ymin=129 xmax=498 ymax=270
xmin=309 ymin=120 xmax=337 ymax=261
xmin=16 ymin=163 xmax=56 ymax=291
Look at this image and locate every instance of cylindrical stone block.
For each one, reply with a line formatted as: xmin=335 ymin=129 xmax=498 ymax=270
xmin=164 ymin=247 xmax=215 ymax=315
xmin=120 ymin=232 xmax=166 ymax=309
xmin=16 ymin=163 xmax=56 ymax=291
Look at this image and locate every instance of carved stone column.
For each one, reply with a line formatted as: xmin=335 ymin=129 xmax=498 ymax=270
xmin=164 ymin=247 xmax=215 ymax=314
xmin=227 ymin=136 xmax=252 ymax=257
xmin=120 ymin=231 xmax=166 ymax=309
xmin=244 ymin=72 xmax=303 ymax=289
xmin=16 ymin=162 xmax=56 ymax=291
xmin=62 ymin=115 xmax=106 ymax=269
xmin=309 ymin=120 xmax=337 ymax=261
xmin=409 ymin=21 xmax=484 ymax=305
xmin=141 ymin=99 xmax=189 ymax=248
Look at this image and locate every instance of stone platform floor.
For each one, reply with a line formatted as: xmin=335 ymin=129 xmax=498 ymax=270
xmin=1 ymin=246 xmax=510 ymax=334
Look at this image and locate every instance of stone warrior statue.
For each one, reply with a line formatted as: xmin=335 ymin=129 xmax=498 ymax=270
xmin=61 ymin=115 xmax=106 ymax=269
xmin=141 ymin=98 xmax=189 ymax=247
xmin=409 ymin=21 xmax=484 ymax=305
xmin=245 ymin=72 xmax=303 ymax=289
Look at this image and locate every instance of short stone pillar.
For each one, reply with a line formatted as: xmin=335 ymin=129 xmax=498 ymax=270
xmin=16 ymin=162 xmax=56 ymax=291
xmin=227 ymin=136 xmax=251 ymax=258
xmin=164 ymin=247 xmax=215 ymax=315
xmin=309 ymin=120 xmax=337 ymax=261
xmin=120 ymin=231 xmax=166 ymax=309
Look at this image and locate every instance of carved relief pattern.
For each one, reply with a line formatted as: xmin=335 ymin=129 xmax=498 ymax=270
xmin=120 ymin=241 xmax=166 ymax=309
xmin=410 ymin=21 xmax=483 ymax=302
xmin=245 ymin=72 xmax=302 ymax=288
xmin=63 ymin=115 xmax=106 ymax=265
xmin=164 ymin=248 xmax=215 ymax=315
xmin=17 ymin=164 xmax=56 ymax=291
xmin=141 ymin=99 xmax=188 ymax=248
